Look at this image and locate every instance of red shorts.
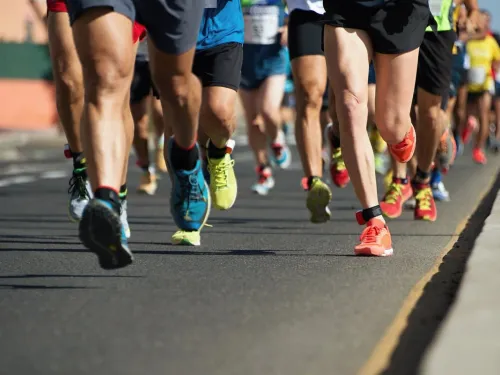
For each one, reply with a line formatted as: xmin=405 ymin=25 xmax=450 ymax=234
xmin=47 ymin=0 xmax=67 ymax=12
xmin=46 ymin=0 xmax=146 ymax=43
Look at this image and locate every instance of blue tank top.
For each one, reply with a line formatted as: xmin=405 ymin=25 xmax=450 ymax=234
xmin=197 ymin=0 xmax=244 ymax=50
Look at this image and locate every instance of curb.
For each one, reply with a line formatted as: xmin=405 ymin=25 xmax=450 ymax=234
xmin=422 ymin=173 xmax=500 ymax=375
xmin=0 ymin=128 xmax=65 ymax=149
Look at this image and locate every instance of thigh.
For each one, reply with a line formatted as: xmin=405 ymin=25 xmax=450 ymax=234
xmin=136 ymin=0 xmax=203 ymax=55
xmin=374 ymin=49 xmax=420 ymax=123
xmin=258 ymin=75 xmax=286 ymax=113
xmin=239 ymin=89 xmax=260 ymax=124
xmin=193 ymin=42 xmax=243 ymax=91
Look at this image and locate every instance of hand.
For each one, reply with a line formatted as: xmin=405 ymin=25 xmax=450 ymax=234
xmin=278 ymin=25 xmax=288 ymax=47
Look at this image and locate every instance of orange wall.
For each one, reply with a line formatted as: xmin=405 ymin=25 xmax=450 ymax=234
xmin=0 ymin=80 xmax=57 ymax=129
xmin=0 ymin=0 xmax=48 ymax=44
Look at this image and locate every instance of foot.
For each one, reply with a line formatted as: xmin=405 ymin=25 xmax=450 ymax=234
xmin=305 ymin=177 xmax=332 ymax=223
xmin=67 ymin=169 xmax=92 ymax=222
xmin=329 ymin=147 xmax=350 ymax=188
xmin=251 ymin=165 xmax=275 ymax=196
xmin=171 ymin=230 xmax=201 ymax=246
xmin=120 ymin=199 xmax=131 ymax=239
xmin=137 ymin=169 xmax=158 ymax=195
xmin=354 ymin=218 xmax=393 ymax=257
xmin=79 ymin=199 xmax=133 ymax=269
xmin=472 ymin=148 xmax=487 ymax=165
xmin=270 ymin=131 xmax=292 ymax=169
xmin=380 ymin=178 xmax=413 ymax=219
xmin=207 ymin=140 xmax=237 ymax=210
xmin=413 ymin=183 xmax=437 ymax=221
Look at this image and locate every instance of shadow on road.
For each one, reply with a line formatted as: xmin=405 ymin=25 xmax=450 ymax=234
xmin=382 ymin=171 xmax=500 ymax=375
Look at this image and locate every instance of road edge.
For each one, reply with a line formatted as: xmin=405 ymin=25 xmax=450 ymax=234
xmin=358 ymin=167 xmax=500 ymax=375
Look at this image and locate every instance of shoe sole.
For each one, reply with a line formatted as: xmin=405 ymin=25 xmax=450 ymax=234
xmin=171 ymin=237 xmax=201 ymax=246
xmin=307 ymin=185 xmax=332 ymax=223
xmin=355 ymin=247 xmax=394 ymax=257
xmin=79 ymin=200 xmax=133 ymax=270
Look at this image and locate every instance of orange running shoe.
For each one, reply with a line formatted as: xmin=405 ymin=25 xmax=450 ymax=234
xmin=413 ymin=183 xmax=437 ymax=221
xmin=389 ymin=125 xmax=416 ymax=163
xmin=472 ymin=148 xmax=487 ymax=165
xmin=330 ymin=147 xmax=350 ymax=188
xmin=380 ymin=178 xmax=413 ymax=219
xmin=354 ymin=218 xmax=393 ymax=257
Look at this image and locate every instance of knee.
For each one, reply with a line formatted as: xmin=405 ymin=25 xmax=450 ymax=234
xmin=376 ymin=110 xmax=411 ymax=144
xmin=83 ymin=56 xmax=132 ymax=102
xmin=56 ymin=65 xmax=84 ymax=103
xmin=260 ymin=103 xmax=280 ymax=125
xmin=296 ymin=80 xmax=325 ymax=115
xmin=338 ymin=89 xmax=367 ymax=133
xmin=157 ymin=73 xmax=195 ymax=108
xmin=204 ymin=98 xmax=235 ymax=137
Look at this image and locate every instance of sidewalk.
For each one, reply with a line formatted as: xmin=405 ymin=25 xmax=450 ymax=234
xmin=0 ymin=128 xmax=65 ymax=162
xmin=422 ymin=182 xmax=500 ymax=374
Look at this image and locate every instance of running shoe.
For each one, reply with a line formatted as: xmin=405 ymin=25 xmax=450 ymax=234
xmin=271 ymin=131 xmax=292 ymax=169
xmin=330 ymin=147 xmax=350 ymax=188
xmin=369 ymin=127 xmax=387 ymax=154
xmin=354 ymin=217 xmax=393 ymax=257
xmin=156 ymin=135 xmax=168 ymax=173
xmin=413 ymin=183 xmax=437 ymax=221
xmin=137 ymin=169 xmax=158 ymax=195
xmin=202 ymin=158 xmax=210 ymax=185
xmin=67 ymin=169 xmax=92 ymax=222
xmin=171 ymin=229 xmax=201 ymax=246
xmin=306 ymin=177 xmax=332 ymax=223
xmin=436 ymin=128 xmax=456 ymax=174
xmin=207 ymin=139 xmax=237 ymax=210
xmin=472 ymin=148 xmax=487 ymax=164
xmin=432 ymin=181 xmax=450 ymax=202
xmin=166 ymin=139 xmax=211 ymax=231
xmin=120 ymin=198 xmax=131 ymax=239
xmin=79 ymin=198 xmax=133 ymax=269
xmin=388 ymin=125 xmax=416 ymax=163
xmin=462 ymin=116 xmax=476 ymax=144
xmin=380 ymin=178 xmax=413 ymax=218
xmin=251 ymin=165 xmax=275 ymax=196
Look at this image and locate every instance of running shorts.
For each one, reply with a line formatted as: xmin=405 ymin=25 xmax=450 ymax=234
xmin=48 ymin=0 xmax=146 ymax=43
xmin=323 ymin=0 xmax=431 ymax=54
xmin=288 ymin=9 xmax=324 ymax=60
xmin=66 ymin=0 xmax=203 ymax=54
xmin=193 ymin=42 xmax=243 ymax=91
xmin=416 ymin=30 xmax=456 ymax=97
xmin=240 ymin=44 xmax=288 ymax=90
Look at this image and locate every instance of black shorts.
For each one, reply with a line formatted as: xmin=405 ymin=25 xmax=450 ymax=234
xmin=416 ymin=31 xmax=456 ymax=97
xmin=468 ymin=91 xmax=490 ymax=103
xmin=288 ymin=9 xmax=324 ymax=60
xmin=66 ymin=0 xmax=203 ymax=55
xmin=322 ymin=0 xmax=431 ymax=54
xmin=130 ymin=60 xmax=158 ymax=103
xmin=192 ymin=42 xmax=243 ymax=91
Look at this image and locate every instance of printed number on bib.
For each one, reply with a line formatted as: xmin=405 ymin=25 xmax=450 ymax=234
xmin=429 ymin=0 xmax=443 ymax=16
xmin=205 ymin=0 xmax=217 ymax=8
xmin=244 ymin=6 xmax=279 ymax=45
xmin=468 ymin=67 xmax=487 ymax=86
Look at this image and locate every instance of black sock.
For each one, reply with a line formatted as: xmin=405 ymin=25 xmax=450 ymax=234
xmin=72 ymin=152 xmax=86 ymax=171
xmin=413 ymin=168 xmax=430 ymax=184
xmin=207 ymin=140 xmax=227 ymax=159
xmin=139 ymin=163 xmax=149 ymax=173
xmin=307 ymin=176 xmax=319 ymax=190
xmin=170 ymin=141 xmax=199 ymax=170
xmin=393 ymin=176 xmax=409 ymax=185
xmin=331 ymin=133 xmax=341 ymax=148
xmin=94 ymin=187 xmax=121 ymax=214
xmin=119 ymin=184 xmax=127 ymax=201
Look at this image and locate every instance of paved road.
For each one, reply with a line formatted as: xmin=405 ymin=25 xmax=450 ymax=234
xmin=0 ymin=145 xmax=499 ymax=375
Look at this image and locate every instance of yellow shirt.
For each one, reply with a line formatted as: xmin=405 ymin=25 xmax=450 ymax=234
xmin=466 ymin=35 xmax=500 ymax=93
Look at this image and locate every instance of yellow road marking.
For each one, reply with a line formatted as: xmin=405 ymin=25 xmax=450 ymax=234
xmin=358 ymin=172 xmax=499 ymax=375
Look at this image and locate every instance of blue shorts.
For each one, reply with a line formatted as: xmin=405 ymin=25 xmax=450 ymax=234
xmin=368 ymin=63 xmax=376 ymax=85
xmin=240 ymin=44 xmax=288 ymax=90
xmin=449 ymin=69 xmax=467 ymax=98
xmin=495 ymin=81 xmax=500 ymax=98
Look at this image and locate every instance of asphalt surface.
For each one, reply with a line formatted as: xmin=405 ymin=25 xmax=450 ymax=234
xmin=0 ymin=144 xmax=499 ymax=375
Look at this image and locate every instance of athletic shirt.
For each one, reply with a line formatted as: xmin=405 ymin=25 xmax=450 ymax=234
xmin=426 ymin=0 xmax=454 ymax=32
xmin=197 ymin=0 xmax=244 ymax=50
xmin=135 ymin=39 xmax=149 ymax=62
xmin=466 ymin=35 xmax=500 ymax=92
xmin=241 ymin=0 xmax=285 ymax=46
xmin=286 ymin=0 xmax=324 ymax=14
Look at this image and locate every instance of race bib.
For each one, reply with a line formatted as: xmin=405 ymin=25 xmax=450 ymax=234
xmin=205 ymin=0 xmax=217 ymax=8
xmin=468 ymin=67 xmax=487 ymax=85
xmin=429 ymin=0 xmax=443 ymax=16
xmin=244 ymin=6 xmax=279 ymax=45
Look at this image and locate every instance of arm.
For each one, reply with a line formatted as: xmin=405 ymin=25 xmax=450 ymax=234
xmin=28 ymin=0 xmax=48 ymax=27
xmin=462 ymin=0 xmax=480 ymax=29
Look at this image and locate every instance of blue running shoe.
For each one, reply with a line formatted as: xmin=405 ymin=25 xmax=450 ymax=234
xmin=202 ymin=158 xmax=210 ymax=185
xmin=79 ymin=198 xmax=133 ymax=269
xmin=166 ymin=138 xmax=211 ymax=231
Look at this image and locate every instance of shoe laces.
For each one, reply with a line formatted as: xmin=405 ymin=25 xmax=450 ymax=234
xmin=383 ymin=182 xmax=403 ymax=204
xmin=331 ymin=148 xmax=346 ymax=171
xmin=415 ymin=187 xmax=433 ymax=210
xmin=177 ymin=173 xmax=205 ymax=212
xmin=68 ymin=170 xmax=90 ymax=200
xmin=360 ymin=224 xmax=383 ymax=244
xmin=208 ymin=158 xmax=234 ymax=190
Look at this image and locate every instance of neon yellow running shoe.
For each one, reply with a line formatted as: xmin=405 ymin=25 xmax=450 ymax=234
xmin=306 ymin=177 xmax=332 ymax=223
xmin=171 ymin=230 xmax=201 ymax=246
xmin=207 ymin=141 xmax=237 ymax=210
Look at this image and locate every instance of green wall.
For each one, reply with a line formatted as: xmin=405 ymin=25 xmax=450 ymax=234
xmin=0 ymin=43 xmax=52 ymax=80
